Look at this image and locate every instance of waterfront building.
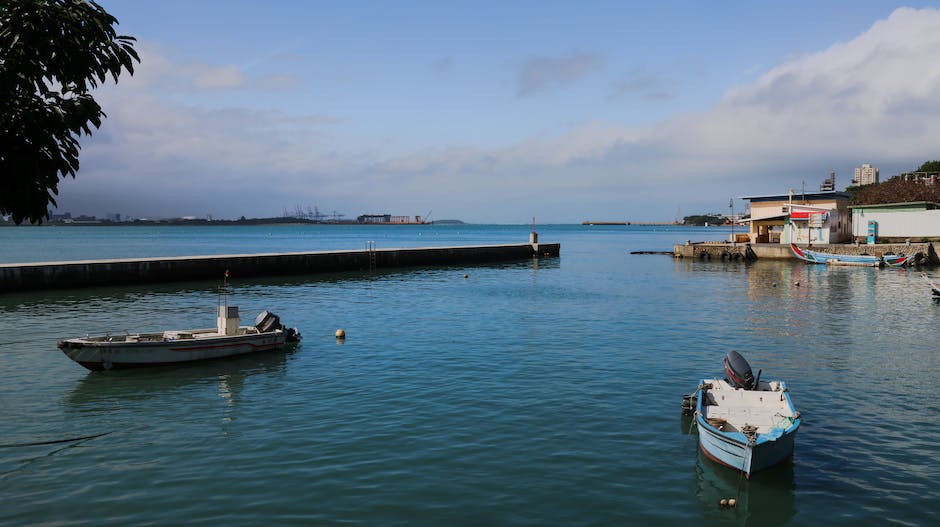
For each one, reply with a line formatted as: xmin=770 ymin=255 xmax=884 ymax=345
xmin=740 ymin=191 xmax=851 ymax=244
xmin=853 ymin=163 xmax=879 ymax=186
xmin=849 ymin=201 xmax=940 ymax=241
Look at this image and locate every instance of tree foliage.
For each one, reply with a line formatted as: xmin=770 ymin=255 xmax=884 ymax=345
xmin=850 ymin=178 xmax=940 ymax=205
xmin=682 ymin=214 xmax=727 ymax=226
xmin=1 ymin=0 xmax=138 ymax=224
xmin=915 ymin=160 xmax=940 ymax=173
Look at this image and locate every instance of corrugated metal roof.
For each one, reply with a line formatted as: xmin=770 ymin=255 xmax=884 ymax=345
xmin=742 ymin=214 xmax=788 ymax=222
xmin=739 ymin=191 xmax=850 ymax=202
xmin=848 ymin=201 xmax=940 ymax=210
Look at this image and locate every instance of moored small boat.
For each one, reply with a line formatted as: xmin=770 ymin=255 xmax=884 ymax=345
xmin=58 ymin=274 xmax=300 ymax=371
xmin=687 ymin=351 xmax=800 ymax=478
xmin=790 ymin=243 xmax=910 ymax=267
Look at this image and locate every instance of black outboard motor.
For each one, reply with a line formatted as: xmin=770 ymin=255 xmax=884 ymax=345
xmin=255 ymin=311 xmax=281 ymax=333
xmin=723 ymin=350 xmax=755 ymax=390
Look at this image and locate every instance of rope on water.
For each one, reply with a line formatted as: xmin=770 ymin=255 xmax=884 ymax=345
xmin=0 ymin=431 xmax=112 ymax=448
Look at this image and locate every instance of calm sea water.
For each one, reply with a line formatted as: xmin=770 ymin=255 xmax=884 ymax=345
xmin=0 ymin=224 xmax=937 ymax=526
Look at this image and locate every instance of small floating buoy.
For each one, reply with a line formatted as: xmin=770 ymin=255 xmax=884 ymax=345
xmin=335 ymin=329 xmax=346 ymax=339
xmin=728 ymin=498 xmax=737 ymax=508
xmin=719 ymin=499 xmax=728 ymax=508
xmin=464 ymin=274 xmax=469 ymax=279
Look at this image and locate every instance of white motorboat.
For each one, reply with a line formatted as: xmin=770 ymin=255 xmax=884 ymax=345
xmin=58 ymin=275 xmax=300 ymax=371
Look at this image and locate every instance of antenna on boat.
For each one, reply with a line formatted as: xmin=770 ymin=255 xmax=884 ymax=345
xmin=223 ymin=269 xmax=229 ymax=308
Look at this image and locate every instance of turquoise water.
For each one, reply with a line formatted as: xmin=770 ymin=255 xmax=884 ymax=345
xmin=0 ymin=225 xmax=937 ymax=526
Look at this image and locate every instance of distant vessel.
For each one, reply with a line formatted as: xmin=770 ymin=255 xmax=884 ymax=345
xmin=58 ymin=274 xmax=300 ymax=371
xmin=581 ymin=221 xmax=627 ymax=225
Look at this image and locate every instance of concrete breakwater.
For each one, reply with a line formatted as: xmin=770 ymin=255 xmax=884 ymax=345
xmin=673 ymin=241 xmax=937 ymax=263
xmin=0 ymin=242 xmax=560 ymax=293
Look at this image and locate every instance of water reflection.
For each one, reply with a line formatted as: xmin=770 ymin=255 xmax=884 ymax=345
xmin=0 ymin=257 xmax=557 ymax=311
xmin=694 ymin=450 xmax=796 ymax=527
xmin=63 ymin=348 xmax=295 ymax=409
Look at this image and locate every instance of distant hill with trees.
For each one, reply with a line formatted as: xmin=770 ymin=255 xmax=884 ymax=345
xmin=682 ymin=214 xmax=727 ymax=226
xmin=848 ymin=159 xmax=940 ymax=205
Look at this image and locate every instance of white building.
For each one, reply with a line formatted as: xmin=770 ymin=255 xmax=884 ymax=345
xmin=849 ymin=202 xmax=940 ymax=241
xmin=740 ymin=191 xmax=851 ymax=244
xmin=853 ymin=163 xmax=879 ymax=186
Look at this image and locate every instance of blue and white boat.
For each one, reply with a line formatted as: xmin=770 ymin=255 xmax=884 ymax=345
xmin=693 ymin=352 xmax=800 ymax=478
xmin=790 ymin=243 xmax=910 ymax=267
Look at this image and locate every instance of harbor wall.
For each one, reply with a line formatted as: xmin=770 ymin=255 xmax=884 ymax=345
xmin=673 ymin=242 xmax=937 ymax=262
xmin=0 ymin=243 xmax=560 ymax=293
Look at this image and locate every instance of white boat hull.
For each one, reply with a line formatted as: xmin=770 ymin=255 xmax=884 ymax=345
xmin=695 ymin=379 xmax=800 ymax=478
xmin=59 ymin=329 xmax=288 ymax=371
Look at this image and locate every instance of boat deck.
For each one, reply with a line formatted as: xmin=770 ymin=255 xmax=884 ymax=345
xmin=701 ymin=379 xmax=796 ymax=434
xmin=72 ymin=327 xmax=263 ymax=344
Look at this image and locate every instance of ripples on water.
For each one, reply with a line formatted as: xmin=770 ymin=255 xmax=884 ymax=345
xmin=0 ymin=225 xmax=938 ymax=526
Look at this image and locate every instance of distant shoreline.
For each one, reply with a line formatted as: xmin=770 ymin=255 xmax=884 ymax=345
xmin=1 ymin=218 xmax=467 ymax=227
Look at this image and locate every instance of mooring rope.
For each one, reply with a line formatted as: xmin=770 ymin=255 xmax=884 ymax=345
xmin=0 ymin=431 xmax=112 ymax=448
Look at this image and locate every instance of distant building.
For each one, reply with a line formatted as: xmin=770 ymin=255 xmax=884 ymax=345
xmin=357 ymin=214 xmax=392 ymax=224
xmin=820 ymin=171 xmax=836 ymax=191
xmin=740 ymin=191 xmax=851 ymax=244
xmin=356 ymin=214 xmax=422 ymax=224
xmin=853 ymin=163 xmax=879 ymax=186
xmin=898 ymin=172 xmax=939 ymax=185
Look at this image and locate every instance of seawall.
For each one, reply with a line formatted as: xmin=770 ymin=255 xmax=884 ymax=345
xmin=0 ymin=243 xmax=560 ymax=293
xmin=673 ymin=242 xmax=937 ymax=262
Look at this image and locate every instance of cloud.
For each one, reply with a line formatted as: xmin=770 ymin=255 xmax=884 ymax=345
xmin=62 ymin=8 xmax=940 ymax=222
xmin=375 ymin=7 xmax=940 ymax=217
xmin=254 ymin=74 xmax=300 ymax=90
xmin=515 ymin=51 xmax=603 ymax=97
xmin=690 ymin=7 xmax=940 ymax=162
xmin=116 ymin=43 xmax=299 ymax=93
xmin=431 ymin=56 xmax=453 ymax=74
xmin=610 ymin=68 xmax=677 ymax=101
xmin=191 ymin=64 xmax=245 ymax=89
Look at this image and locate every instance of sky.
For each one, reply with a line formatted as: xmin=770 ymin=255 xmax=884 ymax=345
xmin=55 ymin=0 xmax=940 ymax=223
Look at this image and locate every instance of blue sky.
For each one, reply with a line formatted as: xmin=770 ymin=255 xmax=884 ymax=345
xmin=60 ymin=1 xmax=940 ymax=222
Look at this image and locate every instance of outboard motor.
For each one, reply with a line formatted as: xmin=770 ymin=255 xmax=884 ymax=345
xmin=723 ymin=350 xmax=755 ymax=390
xmin=255 ymin=311 xmax=281 ymax=333
xmin=285 ymin=327 xmax=302 ymax=342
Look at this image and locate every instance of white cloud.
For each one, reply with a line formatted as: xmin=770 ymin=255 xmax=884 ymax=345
xmin=62 ymin=8 xmax=940 ymax=222
xmin=191 ymin=64 xmax=245 ymax=89
xmin=114 ymin=43 xmax=298 ymax=93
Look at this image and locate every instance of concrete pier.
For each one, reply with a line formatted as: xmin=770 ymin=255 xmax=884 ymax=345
xmin=0 ymin=243 xmax=560 ymax=293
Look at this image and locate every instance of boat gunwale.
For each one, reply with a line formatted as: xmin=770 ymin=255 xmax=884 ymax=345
xmin=695 ymin=379 xmax=800 ymax=445
xmin=791 ymin=243 xmax=910 ymax=267
xmin=58 ymin=328 xmax=285 ymax=349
